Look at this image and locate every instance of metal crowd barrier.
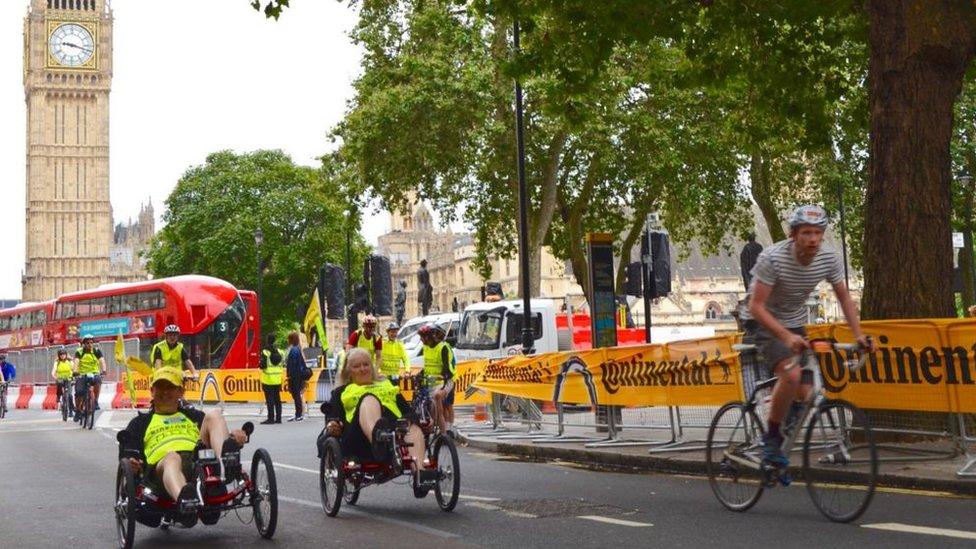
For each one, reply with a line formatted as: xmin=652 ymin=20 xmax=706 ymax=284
xmin=3 ymin=339 xmax=139 ymax=387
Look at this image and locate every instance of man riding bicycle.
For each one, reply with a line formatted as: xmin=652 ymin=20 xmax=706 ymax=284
xmin=50 ymin=346 xmax=75 ymax=416
xmin=418 ymin=323 xmax=456 ymax=437
xmin=740 ymin=204 xmax=875 ymax=467
xmin=152 ymin=325 xmax=198 ymax=377
xmin=119 ymin=367 xmax=248 ymax=521
xmin=0 ymin=352 xmax=14 ymax=414
xmin=346 ymin=315 xmax=383 ymax=368
xmin=73 ymin=335 xmax=107 ymax=418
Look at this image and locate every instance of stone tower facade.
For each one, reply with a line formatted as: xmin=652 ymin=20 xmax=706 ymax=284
xmin=22 ymin=0 xmax=113 ymax=301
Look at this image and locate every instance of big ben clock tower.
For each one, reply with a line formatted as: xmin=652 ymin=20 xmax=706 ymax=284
xmin=22 ymin=0 xmax=113 ymax=300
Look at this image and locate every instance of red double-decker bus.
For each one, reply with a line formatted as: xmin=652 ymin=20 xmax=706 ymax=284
xmin=0 ymin=300 xmax=56 ymax=351
xmin=40 ymin=275 xmax=260 ymax=369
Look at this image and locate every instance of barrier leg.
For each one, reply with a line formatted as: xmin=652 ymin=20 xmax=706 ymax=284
xmin=585 ymin=406 xmax=674 ymax=448
xmin=531 ymin=403 xmax=607 ymax=444
xmin=647 ymin=406 xmax=725 ymax=454
xmin=957 ymin=413 xmax=976 ymax=477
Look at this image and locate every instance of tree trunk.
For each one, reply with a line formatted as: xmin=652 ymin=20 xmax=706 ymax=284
xmin=522 ymin=130 xmax=568 ymax=299
xmin=750 ymin=151 xmax=787 ymax=242
xmin=862 ymin=0 xmax=976 ymax=319
xmin=960 ymin=175 xmax=976 ymax=313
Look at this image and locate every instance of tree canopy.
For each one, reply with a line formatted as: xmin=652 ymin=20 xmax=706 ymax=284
xmin=146 ymin=150 xmax=368 ymax=335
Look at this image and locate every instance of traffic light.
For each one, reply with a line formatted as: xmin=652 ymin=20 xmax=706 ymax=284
xmin=353 ymin=283 xmax=370 ymax=314
xmin=364 ymin=255 xmax=392 ymax=316
xmin=649 ymin=231 xmax=672 ymax=298
xmin=624 ymin=262 xmax=643 ymax=297
xmin=321 ymin=264 xmax=346 ymax=320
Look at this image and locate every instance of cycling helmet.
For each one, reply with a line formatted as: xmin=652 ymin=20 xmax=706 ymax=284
xmin=57 ymin=345 xmax=68 ymax=354
xmin=163 ymin=324 xmax=180 ymax=335
xmin=81 ymin=334 xmax=94 ymax=343
xmin=788 ymin=204 xmax=829 ymax=229
xmin=0 ymin=352 xmax=6 ymax=360
xmin=417 ymin=323 xmax=433 ymax=337
xmin=362 ymin=315 xmax=377 ymax=326
xmin=430 ymin=323 xmax=446 ymax=338
xmin=386 ymin=321 xmax=400 ymax=331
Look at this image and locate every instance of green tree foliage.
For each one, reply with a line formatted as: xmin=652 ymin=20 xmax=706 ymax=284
xmin=145 ymin=150 xmax=369 ymax=336
xmin=332 ymin=0 xmax=751 ymax=301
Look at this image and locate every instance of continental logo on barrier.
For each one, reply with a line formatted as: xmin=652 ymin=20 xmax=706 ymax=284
xmin=600 ymin=350 xmax=735 ymax=394
xmin=483 ymin=359 xmax=547 ymax=383
xmin=819 ymin=334 xmax=976 ymax=392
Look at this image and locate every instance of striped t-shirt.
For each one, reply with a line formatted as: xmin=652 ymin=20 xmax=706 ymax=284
xmin=740 ymin=239 xmax=845 ymax=328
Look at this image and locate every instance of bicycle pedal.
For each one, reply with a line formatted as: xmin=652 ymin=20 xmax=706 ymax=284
xmin=779 ymin=472 xmax=793 ymax=487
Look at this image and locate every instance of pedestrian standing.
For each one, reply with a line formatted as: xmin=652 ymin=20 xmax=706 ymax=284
xmin=259 ymin=335 xmax=284 ymax=424
xmin=285 ymin=331 xmax=307 ymax=422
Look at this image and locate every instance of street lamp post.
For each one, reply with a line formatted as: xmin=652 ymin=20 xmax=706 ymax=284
xmin=513 ymin=17 xmax=534 ymax=355
xmin=254 ymin=227 xmax=264 ymax=328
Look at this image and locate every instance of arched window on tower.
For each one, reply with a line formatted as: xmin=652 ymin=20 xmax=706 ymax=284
xmin=705 ymin=302 xmax=722 ymax=321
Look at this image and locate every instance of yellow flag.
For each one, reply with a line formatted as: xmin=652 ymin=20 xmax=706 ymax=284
xmin=115 ymin=331 xmax=126 ymax=364
xmin=303 ymin=288 xmax=328 ymax=350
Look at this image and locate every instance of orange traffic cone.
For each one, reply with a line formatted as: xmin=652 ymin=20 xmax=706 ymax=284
xmin=541 ymin=401 xmax=557 ymax=414
xmin=473 ymin=403 xmax=488 ymax=422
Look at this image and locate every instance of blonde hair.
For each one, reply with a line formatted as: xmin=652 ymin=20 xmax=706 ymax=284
xmin=338 ymin=347 xmax=381 ymax=385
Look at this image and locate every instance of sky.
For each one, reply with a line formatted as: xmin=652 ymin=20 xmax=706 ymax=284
xmin=0 ymin=0 xmax=405 ymax=299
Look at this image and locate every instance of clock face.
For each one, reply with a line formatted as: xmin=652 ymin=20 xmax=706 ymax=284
xmin=49 ymin=23 xmax=95 ymax=67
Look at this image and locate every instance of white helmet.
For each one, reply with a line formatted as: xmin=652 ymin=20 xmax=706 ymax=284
xmin=788 ymin=204 xmax=829 ymax=229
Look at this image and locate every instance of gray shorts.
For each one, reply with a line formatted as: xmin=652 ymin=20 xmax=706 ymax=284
xmin=745 ymin=321 xmax=806 ymax=376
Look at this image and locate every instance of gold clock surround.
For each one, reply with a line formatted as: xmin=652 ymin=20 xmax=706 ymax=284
xmin=46 ymin=19 xmax=97 ymax=70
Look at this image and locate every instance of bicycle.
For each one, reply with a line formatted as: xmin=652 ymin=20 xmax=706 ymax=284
xmin=705 ymin=338 xmax=877 ymax=523
xmin=0 ymin=381 xmax=8 ymax=420
xmin=59 ymin=378 xmax=75 ymax=422
xmin=77 ymin=373 xmax=99 ymax=430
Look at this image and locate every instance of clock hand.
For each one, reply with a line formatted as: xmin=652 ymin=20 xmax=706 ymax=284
xmin=62 ymin=41 xmax=93 ymax=54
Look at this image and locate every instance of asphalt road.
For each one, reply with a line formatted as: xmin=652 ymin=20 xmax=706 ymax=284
xmin=1 ymin=407 xmax=975 ymax=548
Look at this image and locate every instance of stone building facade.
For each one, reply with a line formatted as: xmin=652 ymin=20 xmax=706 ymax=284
xmin=375 ymin=200 xmax=862 ymax=335
xmin=109 ymin=201 xmax=154 ymax=282
xmin=21 ymin=0 xmax=150 ymax=301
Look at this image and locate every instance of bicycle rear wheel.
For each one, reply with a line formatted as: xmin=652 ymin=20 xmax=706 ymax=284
xmin=0 ymin=389 xmax=6 ymax=419
xmin=85 ymin=390 xmax=95 ymax=430
xmin=802 ymin=399 xmax=877 ymax=523
xmin=705 ymin=401 xmax=765 ymax=512
xmin=61 ymin=389 xmax=68 ymax=422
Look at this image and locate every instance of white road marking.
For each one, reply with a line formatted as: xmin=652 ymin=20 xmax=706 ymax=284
xmin=862 ymin=523 xmax=976 ymax=540
xmin=98 ymin=429 xmax=116 ymax=441
xmin=94 ymin=410 xmax=114 ymax=429
xmin=278 ymin=495 xmax=461 ymax=539
xmin=459 ymin=494 xmax=501 ymax=502
xmin=0 ymin=426 xmax=77 ymax=435
xmin=577 ymin=515 xmax=653 ymax=528
xmin=275 ymin=462 xmax=320 ymax=475
xmin=464 ymin=501 xmax=537 ymax=518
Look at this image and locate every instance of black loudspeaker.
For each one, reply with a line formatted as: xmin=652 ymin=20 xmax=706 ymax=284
xmin=649 ymin=231 xmax=672 ymax=298
xmin=354 ymin=283 xmax=370 ymax=313
xmin=624 ymin=262 xmax=643 ymax=297
xmin=364 ymin=255 xmax=392 ymax=316
xmin=322 ymin=264 xmax=346 ymax=320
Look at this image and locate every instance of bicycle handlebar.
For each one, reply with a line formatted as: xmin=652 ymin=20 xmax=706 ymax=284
xmin=733 ymin=338 xmax=872 ymax=373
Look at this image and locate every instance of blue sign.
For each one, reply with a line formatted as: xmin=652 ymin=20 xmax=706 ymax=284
xmin=79 ymin=318 xmax=130 ymax=338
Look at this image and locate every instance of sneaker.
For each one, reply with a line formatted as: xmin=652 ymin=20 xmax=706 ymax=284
xmin=762 ymin=433 xmax=789 ymax=467
xmin=371 ymin=418 xmax=394 ymax=462
xmin=295 ymin=415 xmax=305 ymax=422
xmin=287 ymin=416 xmax=298 ymax=422
xmin=221 ymin=436 xmax=243 ymax=482
xmin=177 ymin=484 xmax=201 ymax=515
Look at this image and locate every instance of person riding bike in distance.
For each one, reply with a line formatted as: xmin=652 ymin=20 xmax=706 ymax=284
xmin=418 ymin=323 xmax=456 ymax=437
xmin=379 ymin=322 xmax=409 ymax=377
xmin=73 ymin=335 xmax=107 ymax=417
xmin=51 ymin=346 xmax=74 ymax=416
xmin=740 ymin=204 xmax=875 ymax=467
xmin=152 ymin=325 xmax=198 ymax=378
xmin=0 ymin=352 xmax=15 ymax=413
xmin=346 ymin=315 xmax=383 ymax=368
xmin=119 ymin=367 xmax=248 ymax=521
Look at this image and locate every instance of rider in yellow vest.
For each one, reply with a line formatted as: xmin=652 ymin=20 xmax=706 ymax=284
xmin=379 ymin=322 xmax=409 ymax=377
xmin=152 ymin=324 xmax=198 ymax=377
xmin=50 ymin=346 xmax=75 ymax=416
xmin=119 ymin=367 xmax=248 ymax=519
xmin=322 ymin=348 xmax=436 ymax=494
xmin=73 ymin=335 xmax=107 ymax=419
xmin=345 ymin=315 xmax=383 ymax=367
xmin=419 ymin=323 xmax=456 ymax=437
xmin=259 ymin=335 xmax=284 ymax=425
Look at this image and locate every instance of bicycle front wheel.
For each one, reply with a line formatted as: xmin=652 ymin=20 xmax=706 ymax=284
xmin=802 ymin=399 xmax=877 ymax=523
xmin=705 ymin=401 xmax=765 ymax=512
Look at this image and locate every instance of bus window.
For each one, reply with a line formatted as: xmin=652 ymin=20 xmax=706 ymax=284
xmin=75 ymin=300 xmax=91 ymax=317
xmin=106 ymin=295 xmax=121 ymax=315
xmin=90 ymin=298 xmax=106 ymax=316
xmin=121 ymin=294 xmax=137 ymax=313
xmin=0 ymin=316 xmax=7 ymax=331
xmin=187 ymin=296 xmax=246 ymax=368
xmin=60 ymin=302 xmax=76 ymax=320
